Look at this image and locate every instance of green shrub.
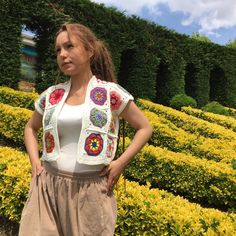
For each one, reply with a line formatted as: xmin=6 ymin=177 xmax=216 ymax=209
xmin=202 ymin=101 xmax=229 ymax=116
xmin=170 ymin=94 xmax=197 ymax=110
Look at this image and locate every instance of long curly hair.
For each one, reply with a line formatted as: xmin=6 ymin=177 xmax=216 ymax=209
xmin=55 ymin=23 xmax=117 ymax=83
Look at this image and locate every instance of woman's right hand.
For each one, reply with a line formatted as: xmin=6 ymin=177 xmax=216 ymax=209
xmin=31 ymin=159 xmax=44 ymax=177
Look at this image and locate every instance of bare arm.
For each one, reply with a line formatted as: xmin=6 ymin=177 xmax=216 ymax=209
xmin=100 ymin=100 xmax=153 ymax=193
xmin=24 ymin=110 xmax=44 ymax=177
xmin=117 ymin=101 xmax=152 ymax=168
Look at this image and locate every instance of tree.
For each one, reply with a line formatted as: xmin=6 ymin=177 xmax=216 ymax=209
xmin=191 ymin=32 xmax=212 ymax=43
xmin=226 ymin=39 xmax=236 ymax=48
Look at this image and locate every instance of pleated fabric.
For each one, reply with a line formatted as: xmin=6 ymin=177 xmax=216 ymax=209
xmin=18 ymin=162 xmax=117 ymax=236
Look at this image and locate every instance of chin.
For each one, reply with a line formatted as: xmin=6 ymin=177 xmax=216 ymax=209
xmin=62 ymin=69 xmax=75 ymax=76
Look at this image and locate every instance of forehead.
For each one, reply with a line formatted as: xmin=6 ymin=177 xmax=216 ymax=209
xmin=56 ymin=31 xmax=70 ymax=46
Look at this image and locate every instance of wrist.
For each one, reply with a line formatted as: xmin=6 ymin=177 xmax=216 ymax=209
xmin=116 ymin=158 xmax=126 ymax=169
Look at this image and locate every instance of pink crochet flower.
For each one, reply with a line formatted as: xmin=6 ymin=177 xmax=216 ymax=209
xmin=49 ymin=89 xmax=65 ymax=105
xmin=110 ymin=91 xmax=122 ymax=110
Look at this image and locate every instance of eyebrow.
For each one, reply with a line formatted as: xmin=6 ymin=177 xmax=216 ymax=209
xmin=55 ymin=40 xmax=72 ymax=48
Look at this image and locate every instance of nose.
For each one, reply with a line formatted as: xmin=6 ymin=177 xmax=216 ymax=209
xmin=59 ymin=48 xmax=68 ymax=58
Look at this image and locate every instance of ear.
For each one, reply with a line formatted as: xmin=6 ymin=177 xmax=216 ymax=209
xmin=88 ymin=49 xmax=94 ymax=59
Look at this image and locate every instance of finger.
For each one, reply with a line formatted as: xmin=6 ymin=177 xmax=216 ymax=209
xmin=37 ymin=166 xmax=44 ymax=176
xmin=107 ymin=176 xmax=114 ymax=192
xmin=99 ymin=166 xmax=109 ymax=176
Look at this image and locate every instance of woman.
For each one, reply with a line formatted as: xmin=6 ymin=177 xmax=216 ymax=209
xmin=19 ymin=23 xmax=152 ymax=236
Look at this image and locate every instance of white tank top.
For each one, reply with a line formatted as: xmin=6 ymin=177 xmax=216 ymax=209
xmin=49 ymin=103 xmax=104 ymax=173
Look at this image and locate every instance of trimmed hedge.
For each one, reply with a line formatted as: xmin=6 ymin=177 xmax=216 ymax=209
xmin=0 ymin=147 xmax=236 ymax=235
xmin=202 ymin=101 xmax=230 ymax=116
xmin=126 ymin=144 xmax=236 ymax=210
xmin=0 ymin=86 xmax=37 ymax=110
xmin=137 ymin=99 xmax=236 ymax=141
xmin=170 ymin=93 xmax=197 ymax=110
xmin=0 ymin=103 xmax=32 ymax=146
xmin=1 ymin=100 xmax=236 ymax=166
xmin=181 ymin=106 xmax=236 ymax=132
xmin=134 ymin=109 xmax=236 ymax=165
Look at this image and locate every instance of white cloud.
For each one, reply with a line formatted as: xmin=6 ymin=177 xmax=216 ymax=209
xmin=91 ymin=0 xmax=236 ymax=36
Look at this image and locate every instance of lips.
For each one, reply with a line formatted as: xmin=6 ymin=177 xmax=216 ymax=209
xmin=62 ymin=61 xmax=72 ymax=67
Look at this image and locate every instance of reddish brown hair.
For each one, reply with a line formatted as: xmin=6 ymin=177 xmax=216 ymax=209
xmin=56 ymin=23 xmax=117 ymax=83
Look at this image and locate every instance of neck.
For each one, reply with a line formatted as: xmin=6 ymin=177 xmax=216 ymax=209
xmin=70 ymin=70 xmax=93 ymax=91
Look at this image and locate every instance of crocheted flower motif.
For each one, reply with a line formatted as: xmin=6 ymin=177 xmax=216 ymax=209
xmin=109 ymin=115 xmax=116 ymax=133
xmin=96 ymin=78 xmax=108 ymax=84
xmin=106 ymin=137 xmax=114 ymax=158
xmin=39 ymin=95 xmax=46 ymax=110
xmin=90 ymin=108 xmax=107 ymax=128
xmin=49 ymin=88 xmax=65 ymax=105
xmin=44 ymin=132 xmax=55 ymax=153
xmin=44 ymin=108 xmax=55 ymax=126
xmin=84 ymin=133 xmax=103 ymax=156
xmin=90 ymin=87 xmax=107 ymax=105
xmin=110 ymin=91 xmax=122 ymax=110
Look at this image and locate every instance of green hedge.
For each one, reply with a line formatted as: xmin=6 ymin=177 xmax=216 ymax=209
xmin=0 ymin=147 xmax=236 ymax=235
xmin=1 ymin=0 xmax=236 ymax=107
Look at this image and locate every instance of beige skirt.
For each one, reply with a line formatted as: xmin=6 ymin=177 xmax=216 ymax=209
xmin=18 ymin=162 xmax=117 ymax=236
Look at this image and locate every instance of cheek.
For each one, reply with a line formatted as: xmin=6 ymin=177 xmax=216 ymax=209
xmin=57 ymin=57 xmax=62 ymax=68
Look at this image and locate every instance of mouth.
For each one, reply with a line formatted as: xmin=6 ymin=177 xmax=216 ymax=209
xmin=62 ymin=61 xmax=72 ymax=67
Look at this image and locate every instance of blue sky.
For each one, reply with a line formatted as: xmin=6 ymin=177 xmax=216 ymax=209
xmin=91 ymin=0 xmax=236 ymax=46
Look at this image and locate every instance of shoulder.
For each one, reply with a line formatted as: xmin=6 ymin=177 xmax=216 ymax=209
xmin=44 ymin=80 xmax=70 ymax=94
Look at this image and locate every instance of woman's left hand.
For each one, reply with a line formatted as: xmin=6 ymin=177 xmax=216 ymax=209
xmin=99 ymin=159 xmax=125 ymax=195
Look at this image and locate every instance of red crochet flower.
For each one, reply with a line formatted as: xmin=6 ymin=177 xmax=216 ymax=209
xmin=44 ymin=132 xmax=55 ymax=153
xmin=110 ymin=91 xmax=122 ymax=110
xmin=49 ymin=89 xmax=65 ymax=105
xmin=84 ymin=133 xmax=103 ymax=156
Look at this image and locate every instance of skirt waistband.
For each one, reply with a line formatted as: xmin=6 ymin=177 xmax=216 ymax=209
xmin=42 ymin=161 xmax=105 ymax=180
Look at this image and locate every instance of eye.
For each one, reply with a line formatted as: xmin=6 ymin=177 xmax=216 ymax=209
xmin=66 ymin=43 xmax=74 ymax=49
xmin=55 ymin=48 xmax=61 ymax=54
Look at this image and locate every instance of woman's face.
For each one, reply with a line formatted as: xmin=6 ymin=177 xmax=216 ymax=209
xmin=55 ymin=31 xmax=92 ymax=76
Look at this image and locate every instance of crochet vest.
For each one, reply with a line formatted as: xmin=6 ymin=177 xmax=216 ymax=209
xmin=38 ymin=76 xmax=131 ymax=165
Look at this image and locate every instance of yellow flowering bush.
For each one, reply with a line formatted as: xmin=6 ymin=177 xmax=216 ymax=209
xmin=0 ymin=86 xmax=38 ymax=110
xmin=125 ymin=144 xmax=236 ymax=210
xmin=0 ymin=147 xmax=236 ymax=235
xmin=137 ymin=98 xmax=236 ymax=142
xmin=115 ymin=177 xmax=236 ymax=235
xmin=0 ymin=147 xmax=31 ymax=221
xmin=181 ymin=106 xmax=236 ymax=132
xmin=133 ymin=109 xmax=236 ymax=165
xmin=0 ymin=103 xmax=42 ymax=146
